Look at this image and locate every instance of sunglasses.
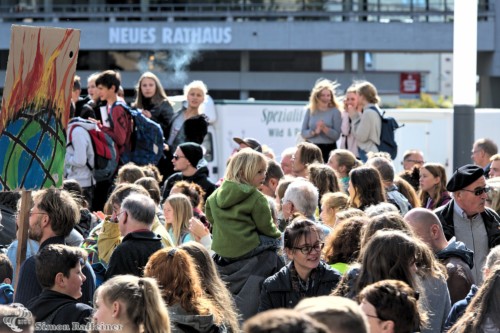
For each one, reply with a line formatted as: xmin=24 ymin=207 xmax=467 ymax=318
xmin=172 ymin=154 xmax=185 ymax=161
xmin=462 ymin=186 xmax=491 ymax=196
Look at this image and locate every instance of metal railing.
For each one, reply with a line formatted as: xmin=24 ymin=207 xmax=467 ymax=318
xmin=0 ymin=1 xmax=493 ymax=23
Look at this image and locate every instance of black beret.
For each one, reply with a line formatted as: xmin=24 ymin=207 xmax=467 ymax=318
xmin=446 ymin=164 xmax=484 ymax=192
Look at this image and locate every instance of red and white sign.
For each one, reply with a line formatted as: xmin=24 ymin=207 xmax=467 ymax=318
xmin=400 ymin=72 xmax=421 ymax=94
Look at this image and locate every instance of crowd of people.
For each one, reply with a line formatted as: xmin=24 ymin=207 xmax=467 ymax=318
xmin=0 ymin=74 xmax=499 ymax=333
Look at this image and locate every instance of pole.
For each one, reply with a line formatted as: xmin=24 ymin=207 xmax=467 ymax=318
xmin=452 ymin=0 xmax=478 ymax=169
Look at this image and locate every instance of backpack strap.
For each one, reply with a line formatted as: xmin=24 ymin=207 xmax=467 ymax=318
xmin=368 ymin=105 xmax=383 ymax=117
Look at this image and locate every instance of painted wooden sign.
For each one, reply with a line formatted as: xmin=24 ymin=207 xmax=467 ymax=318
xmin=0 ymin=25 xmax=80 ymax=190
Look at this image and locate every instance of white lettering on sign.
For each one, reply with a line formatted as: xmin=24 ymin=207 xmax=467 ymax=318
xmin=109 ymin=27 xmax=156 ymax=44
xmin=109 ymin=27 xmax=232 ymax=45
xmin=162 ymin=27 xmax=232 ymax=44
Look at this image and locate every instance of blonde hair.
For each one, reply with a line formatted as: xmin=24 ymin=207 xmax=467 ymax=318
xmin=98 ymin=275 xmax=170 ymax=333
xmin=485 ymin=245 xmax=500 ymax=269
xmin=224 ymin=148 xmax=268 ymax=186
xmin=184 ymin=80 xmax=208 ymax=98
xmin=164 ymin=194 xmax=193 ymax=245
xmin=356 ymin=81 xmax=381 ymax=105
xmin=486 ymin=177 xmax=500 ymax=215
xmin=307 ymin=78 xmax=341 ymax=114
xmin=321 ymin=192 xmax=349 ymax=212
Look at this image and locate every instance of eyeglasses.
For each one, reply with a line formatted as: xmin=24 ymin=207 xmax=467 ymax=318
xmin=173 ymin=154 xmax=186 ymax=161
xmin=111 ymin=210 xmax=127 ymax=223
xmin=404 ymin=159 xmax=425 ymax=164
xmin=292 ymin=242 xmax=325 ymax=255
xmin=29 ymin=211 xmax=47 ymax=217
xmin=461 ymin=186 xmax=491 ymax=196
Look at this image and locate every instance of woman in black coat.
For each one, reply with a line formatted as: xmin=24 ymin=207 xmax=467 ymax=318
xmin=258 ymin=217 xmax=342 ymax=312
xmin=133 ymin=71 xmax=174 ymax=140
xmin=163 ymin=80 xmax=209 ymax=179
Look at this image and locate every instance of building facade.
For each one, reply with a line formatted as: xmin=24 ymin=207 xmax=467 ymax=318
xmin=0 ymin=0 xmax=497 ymax=106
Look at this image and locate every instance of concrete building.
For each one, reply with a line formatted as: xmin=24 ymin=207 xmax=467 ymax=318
xmin=0 ymin=1 xmax=496 ymax=106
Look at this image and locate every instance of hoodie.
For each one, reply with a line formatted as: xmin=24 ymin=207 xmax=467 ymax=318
xmin=436 ymin=237 xmax=476 ymax=304
xmin=65 ymin=118 xmax=96 ymax=187
xmin=206 ymin=180 xmax=281 ymax=259
xmin=27 ymin=289 xmax=92 ymax=333
xmin=162 ymin=165 xmax=217 ymax=202
xmin=168 ymin=304 xmax=220 ymax=333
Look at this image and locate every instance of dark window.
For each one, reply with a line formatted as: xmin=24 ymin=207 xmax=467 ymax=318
xmin=249 ymin=51 xmax=321 ymax=72
xmin=189 ymin=51 xmax=240 ymax=71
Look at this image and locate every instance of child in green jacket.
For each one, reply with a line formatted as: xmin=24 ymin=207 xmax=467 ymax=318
xmin=206 ymin=148 xmax=281 ymax=261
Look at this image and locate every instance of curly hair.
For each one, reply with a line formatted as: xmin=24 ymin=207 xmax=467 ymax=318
xmin=308 ymin=163 xmax=341 ymax=199
xmin=359 ymin=280 xmax=425 ymax=333
xmin=144 ymin=247 xmax=221 ymax=325
xmin=323 ymin=216 xmax=367 ymax=265
xmin=170 ymin=180 xmax=206 ymax=210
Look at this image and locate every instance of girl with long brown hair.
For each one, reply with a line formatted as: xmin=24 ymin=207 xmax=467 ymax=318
xmin=144 ymin=247 xmax=223 ymax=332
xmin=418 ymin=163 xmax=451 ymax=210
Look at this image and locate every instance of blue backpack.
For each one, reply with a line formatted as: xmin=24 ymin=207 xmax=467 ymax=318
xmin=370 ymin=106 xmax=402 ymax=160
xmin=111 ymin=101 xmax=164 ymax=166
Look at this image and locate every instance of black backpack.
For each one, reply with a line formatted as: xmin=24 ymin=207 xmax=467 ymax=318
xmin=369 ymin=106 xmax=402 ymax=160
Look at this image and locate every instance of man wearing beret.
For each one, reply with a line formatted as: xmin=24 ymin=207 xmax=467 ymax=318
xmin=434 ymin=164 xmax=500 ymax=284
xmin=161 ymin=142 xmax=217 ymax=203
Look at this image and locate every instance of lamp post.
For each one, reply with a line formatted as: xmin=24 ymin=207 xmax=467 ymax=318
xmin=453 ymin=0 xmax=478 ymax=169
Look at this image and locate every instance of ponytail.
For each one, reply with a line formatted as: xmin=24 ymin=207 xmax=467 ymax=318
xmin=99 ymin=275 xmax=170 ymax=333
xmin=139 ymin=277 xmax=171 ymax=333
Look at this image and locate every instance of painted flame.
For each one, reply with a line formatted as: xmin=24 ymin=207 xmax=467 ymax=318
xmin=0 ymin=27 xmax=79 ymax=133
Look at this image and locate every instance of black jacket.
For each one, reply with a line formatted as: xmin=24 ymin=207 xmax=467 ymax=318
xmin=170 ymin=109 xmax=209 ymax=150
xmin=258 ymin=261 xmax=341 ymax=312
xmin=0 ymin=204 xmax=16 ymax=247
xmin=27 ymin=289 xmax=93 ymax=333
xmin=143 ymin=99 xmax=174 ymax=141
xmin=162 ymin=166 xmax=217 ymax=202
xmin=434 ymin=199 xmax=500 ymax=249
xmin=105 ymin=230 xmax=163 ymax=280
xmin=14 ymin=236 xmax=96 ymax=307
